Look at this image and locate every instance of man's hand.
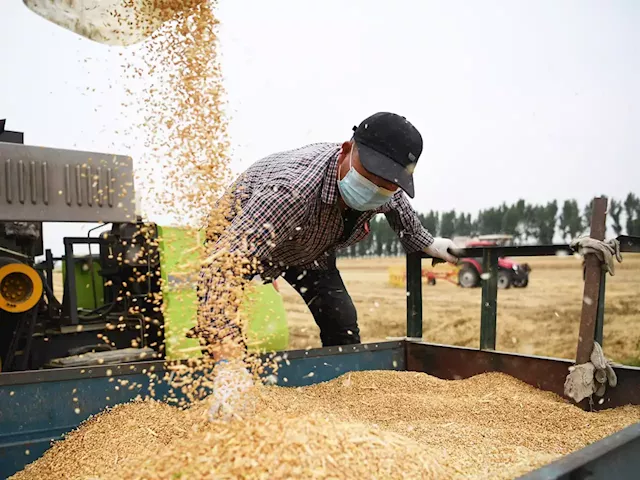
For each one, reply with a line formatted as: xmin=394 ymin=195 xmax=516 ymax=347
xmin=208 ymin=360 xmax=256 ymax=422
xmin=425 ymin=237 xmax=463 ymax=265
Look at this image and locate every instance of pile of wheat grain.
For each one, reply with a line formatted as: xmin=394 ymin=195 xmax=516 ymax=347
xmin=12 ymin=370 xmax=640 ymax=480
xmin=12 ymin=395 xmax=445 ymax=480
xmin=257 ymin=370 xmax=640 ymax=479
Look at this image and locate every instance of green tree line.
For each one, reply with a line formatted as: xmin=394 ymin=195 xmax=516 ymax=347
xmin=338 ymin=193 xmax=640 ymax=258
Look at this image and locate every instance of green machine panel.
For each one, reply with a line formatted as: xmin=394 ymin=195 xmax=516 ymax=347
xmin=157 ymin=226 xmax=289 ymax=360
xmin=61 ymin=254 xmax=104 ymax=310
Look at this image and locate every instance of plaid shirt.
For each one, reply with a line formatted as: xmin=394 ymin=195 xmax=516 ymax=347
xmin=206 ymin=142 xmax=434 ymax=281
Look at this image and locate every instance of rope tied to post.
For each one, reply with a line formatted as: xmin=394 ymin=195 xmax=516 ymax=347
xmin=569 ymin=236 xmax=623 ymax=276
xmin=564 ymin=341 xmax=618 ymax=403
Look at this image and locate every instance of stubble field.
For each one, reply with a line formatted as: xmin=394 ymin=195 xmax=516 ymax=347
xmin=52 ymin=254 xmax=639 ymax=364
xmin=281 ymin=255 xmax=640 ymax=365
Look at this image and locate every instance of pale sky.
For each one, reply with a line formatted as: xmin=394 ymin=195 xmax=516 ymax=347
xmin=1 ymin=0 xmax=639 ymax=255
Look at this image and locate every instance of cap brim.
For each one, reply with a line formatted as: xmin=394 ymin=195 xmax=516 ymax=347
xmin=356 ymin=142 xmax=415 ymax=198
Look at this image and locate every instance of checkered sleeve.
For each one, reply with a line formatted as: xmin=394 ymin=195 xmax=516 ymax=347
xmin=384 ymin=194 xmax=434 ymax=253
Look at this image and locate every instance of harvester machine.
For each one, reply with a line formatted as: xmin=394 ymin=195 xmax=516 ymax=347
xmin=0 ymin=126 xmax=288 ymax=373
xmin=0 ymin=131 xmax=165 ymax=372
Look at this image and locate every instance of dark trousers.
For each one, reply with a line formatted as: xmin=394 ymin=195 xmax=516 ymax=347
xmin=282 ymin=263 xmax=361 ymax=347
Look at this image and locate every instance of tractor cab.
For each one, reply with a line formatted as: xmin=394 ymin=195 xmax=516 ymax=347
xmin=458 ymin=234 xmax=531 ymax=289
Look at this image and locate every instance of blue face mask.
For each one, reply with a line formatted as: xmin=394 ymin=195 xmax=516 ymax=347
xmin=337 ymin=148 xmax=395 ymax=211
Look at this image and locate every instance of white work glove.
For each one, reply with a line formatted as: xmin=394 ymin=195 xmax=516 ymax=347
xmin=424 ymin=237 xmax=462 ymax=265
xmin=208 ymin=360 xmax=256 ymax=422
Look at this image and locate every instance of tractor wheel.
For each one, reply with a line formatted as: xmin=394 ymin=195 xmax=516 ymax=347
xmin=458 ymin=264 xmax=480 ymax=288
xmin=513 ymin=275 xmax=529 ymax=288
xmin=497 ymin=269 xmax=512 ymax=289
xmin=427 ymin=277 xmax=436 ymax=286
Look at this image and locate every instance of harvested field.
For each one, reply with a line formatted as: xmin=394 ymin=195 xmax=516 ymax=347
xmin=13 ymin=370 xmax=640 ymax=480
xmin=282 ymin=255 xmax=640 ymax=365
xmin=52 ymin=253 xmax=640 ymax=364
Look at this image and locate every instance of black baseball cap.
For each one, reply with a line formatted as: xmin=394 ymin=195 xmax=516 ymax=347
xmin=352 ymin=112 xmax=423 ymax=198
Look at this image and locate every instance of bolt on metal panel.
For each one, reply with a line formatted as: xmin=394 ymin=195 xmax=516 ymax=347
xmin=0 ymin=142 xmax=136 ymax=223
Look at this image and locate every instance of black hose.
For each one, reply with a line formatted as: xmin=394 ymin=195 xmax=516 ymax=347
xmin=77 ymin=301 xmax=118 ymax=321
xmin=38 ymin=271 xmax=61 ymax=309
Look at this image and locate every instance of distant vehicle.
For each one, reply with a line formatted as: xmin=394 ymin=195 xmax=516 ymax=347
xmin=457 ymin=235 xmax=531 ymax=289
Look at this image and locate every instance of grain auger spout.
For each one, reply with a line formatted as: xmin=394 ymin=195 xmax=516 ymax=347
xmin=22 ymin=0 xmax=208 ymax=46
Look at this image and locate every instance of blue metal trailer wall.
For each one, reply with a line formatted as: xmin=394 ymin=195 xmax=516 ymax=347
xmin=0 ymin=341 xmax=405 ymax=479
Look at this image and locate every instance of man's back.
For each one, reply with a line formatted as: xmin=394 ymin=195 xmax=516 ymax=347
xmin=209 ymin=142 xmax=349 ymax=278
xmin=228 ymin=142 xmax=340 ymax=208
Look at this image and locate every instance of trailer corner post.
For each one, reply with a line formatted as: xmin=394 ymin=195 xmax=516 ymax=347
xmin=406 ymin=251 xmax=423 ymax=339
xmin=576 ymin=196 xmax=608 ymax=365
xmin=480 ymin=249 xmax=499 ymax=350
xmin=595 ymin=269 xmax=606 ymax=346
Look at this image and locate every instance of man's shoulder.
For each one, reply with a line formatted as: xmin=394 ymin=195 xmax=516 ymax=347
xmin=257 ymin=142 xmax=340 ymax=167
xmin=243 ymin=142 xmax=339 ymax=186
xmin=378 ymin=190 xmax=411 ymax=213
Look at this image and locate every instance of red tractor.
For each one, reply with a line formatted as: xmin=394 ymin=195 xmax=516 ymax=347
xmin=456 ymin=235 xmax=531 ymax=289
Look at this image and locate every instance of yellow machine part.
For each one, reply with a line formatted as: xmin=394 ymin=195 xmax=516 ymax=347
xmin=0 ymin=261 xmax=43 ymax=313
xmin=388 ymin=266 xmax=406 ymax=288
